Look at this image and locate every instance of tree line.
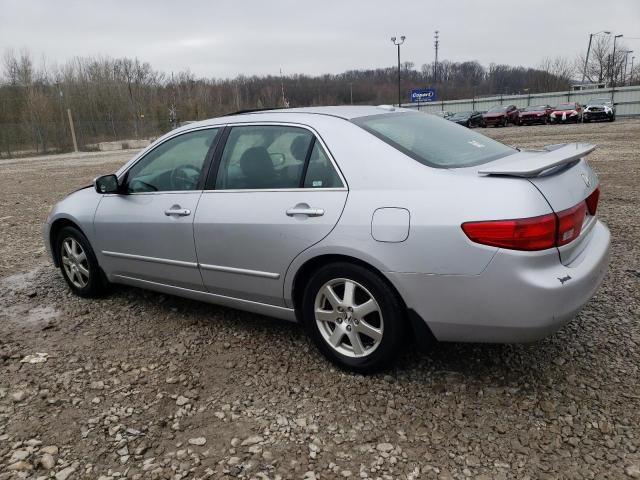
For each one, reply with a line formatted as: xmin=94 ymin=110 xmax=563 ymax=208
xmin=1 ymin=40 xmax=637 ymax=157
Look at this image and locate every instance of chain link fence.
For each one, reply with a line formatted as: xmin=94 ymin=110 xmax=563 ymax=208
xmin=0 ymin=117 xmax=171 ymax=158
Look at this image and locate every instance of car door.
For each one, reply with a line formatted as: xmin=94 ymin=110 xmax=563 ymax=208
xmin=193 ymin=124 xmax=348 ymax=306
xmin=94 ymin=127 xmax=221 ymax=291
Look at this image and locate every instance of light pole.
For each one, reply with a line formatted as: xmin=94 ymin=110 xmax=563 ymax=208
xmin=582 ymin=30 xmax=610 ymax=83
xmin=624 ymin=50 xmax=633 ymax=85
xmin=391 ymin=36 xmax=405 ymax=107
xmin=611 ymin=34 xmax=623 ymax=87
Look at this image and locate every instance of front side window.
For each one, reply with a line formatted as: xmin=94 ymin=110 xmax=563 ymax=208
xmin=353 ymin=112 xmax=515 ymax=168
xmin=126 ymin=128 xmax=219 ymax=192
xmin=215 ymin=125 xmax=315 ymax=190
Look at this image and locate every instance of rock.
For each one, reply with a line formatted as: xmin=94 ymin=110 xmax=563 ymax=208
xmin=376 ymin=443 xmax=394 ymax=453
xmin=241 ymin=435 xmax=264 ymax=446
xmin=188 ymin=437 xmax=206 ymax=446
xmin=55 ymin=466 xmax=76 ymax=480
xmin=10 ymin=390 xmax=26 ymax=402
xmin=8 ymin=461 xmax=33 ymax=471
xmin=41 ymin=446 xmax=59 ymax=455
xmin=626 ymin=465 xmax=640 ymax=478
xmin=40 ymin=453 xmax=56 ymax=470
xmin=176 ymin=395 xmax=189 ymax=406
xmin=228 ymin=456 xmax=241 ymax=465
xmin=10 ymin=450 xmax=29 ymax=462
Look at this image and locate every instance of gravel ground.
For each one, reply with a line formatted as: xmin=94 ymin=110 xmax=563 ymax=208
xmin=1 ymin=120 xmax=639 ymax=480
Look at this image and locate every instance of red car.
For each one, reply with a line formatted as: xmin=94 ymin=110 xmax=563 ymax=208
xmin=550 ymin=102 xmax=583 ymax=124
xmin=482 ymin=105 xmax=519 ymax=127
xmin=518 ymin=105 xmax=553 ymax=125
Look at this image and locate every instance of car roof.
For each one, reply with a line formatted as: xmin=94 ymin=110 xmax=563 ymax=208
xmin=177 ymin=105 xmax=412 ymax=132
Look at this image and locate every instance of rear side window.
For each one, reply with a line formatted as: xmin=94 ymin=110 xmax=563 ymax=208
xmin=215 ymin=125 xmax=313 ymax=189
xmin=353 ymin=112 xmax=515 ymax=168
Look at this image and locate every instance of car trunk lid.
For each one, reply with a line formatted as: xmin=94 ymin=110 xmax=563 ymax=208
xmin=478 ymin=143 xmax=600 ymax=265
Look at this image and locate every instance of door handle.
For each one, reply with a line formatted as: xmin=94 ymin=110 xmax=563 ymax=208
xmin=164 ymin=208 xmax=191 ymax=217
xmin=286 ymin=207 xmax=325 ymax=217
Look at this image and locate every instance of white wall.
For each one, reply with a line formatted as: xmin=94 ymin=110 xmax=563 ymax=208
xmin=403 ymin=85 xmax=640 ymax=116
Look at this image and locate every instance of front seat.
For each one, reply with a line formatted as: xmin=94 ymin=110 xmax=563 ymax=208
xmin=239 ymin=146 xmax=277 ymax=189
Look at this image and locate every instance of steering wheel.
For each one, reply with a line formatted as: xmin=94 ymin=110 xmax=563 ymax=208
xmin=170 ymin=164 xmax=200 ymax=190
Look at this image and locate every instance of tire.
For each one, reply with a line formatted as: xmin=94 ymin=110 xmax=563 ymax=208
xmin=502 ymin=117 xmax=508 ymax=127
xmin=55 ymin=226 xmax=108 ymax=298
xmin=610 ymin=114 xmax=615 ymax=122
xmin=301 ymin=262 xmax=406 ymax=373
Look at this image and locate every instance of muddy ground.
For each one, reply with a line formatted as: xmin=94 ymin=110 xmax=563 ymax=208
xmin=1 ymin=120 xmax=639 ymax=479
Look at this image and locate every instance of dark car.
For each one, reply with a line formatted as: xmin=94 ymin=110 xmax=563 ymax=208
xmin=518 ymin=105 xmax=553 ymax=125
xmin=482 ymin=105 xmax=519 ymax=127
xmin=584 ymin=98 xmax=615 ymax=122
xmin=448 ymin=111 xmax=484 ymax=128
xmin=550 ymin=102 xmax=583 ymax=124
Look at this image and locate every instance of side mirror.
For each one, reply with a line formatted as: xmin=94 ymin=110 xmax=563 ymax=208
xmin=94 ymin=174 xmax=120 ymax=194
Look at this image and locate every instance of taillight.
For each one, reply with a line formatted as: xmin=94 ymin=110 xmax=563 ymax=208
xmin=463 ymin=188 xmax=599 ymax=251
xmin=462 ymin=213 xmax=557 ymax=251
xmin=556 ymin=202 xmax=586 ymax=246
xmin=585 ymin=187 xmax=600 ymax=215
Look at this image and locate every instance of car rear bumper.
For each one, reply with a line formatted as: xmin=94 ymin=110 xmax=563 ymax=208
xmin=387 ymin=220 xmax=610 ymax=343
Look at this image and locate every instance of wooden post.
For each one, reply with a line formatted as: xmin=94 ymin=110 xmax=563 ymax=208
xmin=67 ymin=109 xmax=78 ymax=152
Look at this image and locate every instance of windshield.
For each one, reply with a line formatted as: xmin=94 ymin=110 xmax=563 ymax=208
xmin=555 ymin=103 xmax=576 ymax=110
xmin=451 ymin=111 xmax=472 ymax=119
xmin=524 ymin=105 xmax=546 ymax=112
xmin=488 ymin=105 xmax=508 ymax=113
xmin=353 ymin=112 xmax=515 ymax=168
xmin=588 ymin=98 xmax=610 ymax=104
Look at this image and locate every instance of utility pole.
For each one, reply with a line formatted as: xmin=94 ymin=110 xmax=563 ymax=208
xmin=279 ymin=68 xmax=288 ymax=108
xmin=434 ymin=30 xmax=440 ymax=83
xmin=582 ymin=31 xmax=610 ymax=83
xmin=624 ymin=50 xmax=633 ymax=85
xmin=349 ymin=82 xmax=353 ymax=105
xmin=611 ymin=34 xmax=623 ymax=87
xmin=391 ymin=36 xmax=405 ymax=107
xmin=67 ymin=109 xmax=78 ymax=153
xmin=631 ymin=56 xmax=636 ymax=85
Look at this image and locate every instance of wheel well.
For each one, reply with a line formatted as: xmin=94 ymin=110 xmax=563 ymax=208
xmin=49 ymin=218 xmax=83 ymax=266
xmin=291 ymin=254 xmax=436 ymax=347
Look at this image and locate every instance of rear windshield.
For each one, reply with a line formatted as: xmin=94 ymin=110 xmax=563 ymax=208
xmin=488 ymin=105 xmax=508 ymax=112
xmin=524 ymin=105 xmax=546 ymax=111
xmin=555 ymin=103 xmax=576 ymax=110
xmin=353 ymin=112 xmax=515 ymax=168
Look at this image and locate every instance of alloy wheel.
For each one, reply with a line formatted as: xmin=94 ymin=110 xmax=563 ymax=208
xmin=314 ymin=278 xmax=384 ymax=358
xmin=61 ymin=237 xmax=90 ymax=288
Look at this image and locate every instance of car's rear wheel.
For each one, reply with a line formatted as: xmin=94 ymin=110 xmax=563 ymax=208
xmin=56 ymin=226 xmax=108 ymax=298
xmin=301 ymin=262 xmax=405 ymax=373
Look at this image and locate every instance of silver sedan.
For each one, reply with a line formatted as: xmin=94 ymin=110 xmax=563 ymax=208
xmin=44 ymin=106 xmax=610 ymax=372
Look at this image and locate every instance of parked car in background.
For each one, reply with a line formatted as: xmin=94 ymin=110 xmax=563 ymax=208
xmin=433 ymin=110 xmax=454 ymax=119
xmin=44 ymin=106 xmax=610 ymax=372
xmin=518 ymin=105 xmax=553 ymax=125
xmin=550 ymin=102 xmax=583 ymax=124
xmin=482 ymin=105 xmax=519 ymax=127
xmin=584 ymin=98 xmax=616 ymax=122
xmin=448 ymin=111 xmax=485 ymax=128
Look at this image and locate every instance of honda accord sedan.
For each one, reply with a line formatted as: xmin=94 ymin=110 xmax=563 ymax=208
xmin=44 ymin=106 xmax=610 ymax=372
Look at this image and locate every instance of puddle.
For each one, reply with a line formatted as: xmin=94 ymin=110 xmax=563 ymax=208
xmin=1 ymin=266 xmax=60 ymax=326
xmin=1 ymin=267 xmax=43 ymax=293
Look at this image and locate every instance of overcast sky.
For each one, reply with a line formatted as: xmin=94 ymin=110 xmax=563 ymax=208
xmin=1 ymin=0 xmax=639 ymax=78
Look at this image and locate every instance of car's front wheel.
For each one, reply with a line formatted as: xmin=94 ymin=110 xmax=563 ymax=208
xmin=56 ymin=226 xmax=108 ymax=298
xmin=301 ymin=262 xmax=405 ymax=373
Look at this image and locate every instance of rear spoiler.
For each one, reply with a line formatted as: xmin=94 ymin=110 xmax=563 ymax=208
xmin=478 ymin=143 xmax=596 ymax=178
